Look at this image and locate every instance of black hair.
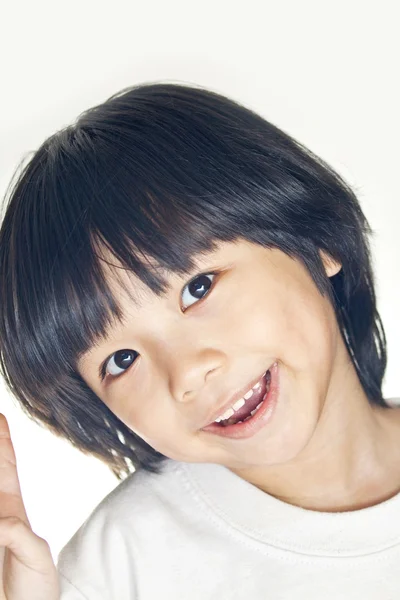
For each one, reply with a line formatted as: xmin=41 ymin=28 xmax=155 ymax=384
xmin=0 ymin=82 xmax=387 ymax=479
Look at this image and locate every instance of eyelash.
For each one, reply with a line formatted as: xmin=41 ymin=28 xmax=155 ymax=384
xmin=180 ymin=271 xmax=217 ymax=312
xmin=99 ymin=271 xmax=218 ymax=382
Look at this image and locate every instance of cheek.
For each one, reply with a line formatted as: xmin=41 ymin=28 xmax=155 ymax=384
xmin=118 ymin=403 xmax=190 ymax=458
xmin=134 ymin=422 xmax=195 ymax=462
xmin=224 ymin=270 xmax=336 ymax=373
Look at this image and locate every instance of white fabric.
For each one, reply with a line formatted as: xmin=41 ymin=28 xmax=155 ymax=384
xmin=58 ymin=448 xmax=400 ymax=599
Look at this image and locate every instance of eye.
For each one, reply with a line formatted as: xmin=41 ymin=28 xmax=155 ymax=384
xmin=181 ymin=273 xmax=216 ymax=310
xmin=100 ymin=349 xmax=139 ymax=381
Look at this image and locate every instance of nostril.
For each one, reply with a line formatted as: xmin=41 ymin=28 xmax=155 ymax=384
xmin=205 ymin=366 xmax=221 ymax=381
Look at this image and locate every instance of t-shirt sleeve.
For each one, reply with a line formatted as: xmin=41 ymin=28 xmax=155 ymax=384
xmin=56 ymin=503 xmax=140 ymax=600
xmin=56 ymin=470 xmax=151 ymax=598
xmin=59 ymin=572 xmax=91 ymax=599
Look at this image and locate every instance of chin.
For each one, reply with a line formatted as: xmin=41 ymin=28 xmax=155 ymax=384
xmin=228 ymin=414 xmax=320 ymax=469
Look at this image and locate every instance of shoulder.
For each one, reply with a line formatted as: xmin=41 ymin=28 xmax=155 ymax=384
xmin=57 ymin=458 xmax=188 ymax=596
xmin=59 ymin=458 xmax=183 ymax=553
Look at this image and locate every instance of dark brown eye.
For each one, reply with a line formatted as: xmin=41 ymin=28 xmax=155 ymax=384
xmin=181 ymin=274 xmax=215 ymax=308
xmin=104 ymin=349 xmax=138 ymax=378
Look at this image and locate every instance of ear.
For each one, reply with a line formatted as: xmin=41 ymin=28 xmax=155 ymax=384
xmin=319 ymin=250 xmax=342 ymax=278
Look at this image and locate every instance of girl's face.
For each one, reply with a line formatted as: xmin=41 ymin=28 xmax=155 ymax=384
xmin=79 ymin=239 xmax=343 ymax=470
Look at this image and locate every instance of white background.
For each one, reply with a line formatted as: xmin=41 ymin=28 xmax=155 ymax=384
xmin=1 ymin=0 xmax=399 ymax=560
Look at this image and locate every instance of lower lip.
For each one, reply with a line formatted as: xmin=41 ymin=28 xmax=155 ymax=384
xmin=201 ymin=362 xmax=280 ymax=439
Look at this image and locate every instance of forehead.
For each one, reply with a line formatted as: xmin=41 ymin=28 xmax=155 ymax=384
xmin=96 ymin=239 xmax=240 ymax=308
xmin=95 ymin=237 xmax=281 ymax=316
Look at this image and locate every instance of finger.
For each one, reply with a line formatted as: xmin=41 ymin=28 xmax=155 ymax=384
xmin=0 ymin=414 xmax=30 ymax=524
xmin=0 ymin=517 xmax=51 ymax=572
xmin=0 ymin=516 xmax=59 ymax=600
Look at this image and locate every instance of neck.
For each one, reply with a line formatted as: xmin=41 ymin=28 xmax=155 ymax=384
xmin=233 ymin=350 xmax=400 ymax=512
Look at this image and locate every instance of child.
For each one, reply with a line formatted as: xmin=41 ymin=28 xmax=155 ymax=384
xmin=0 ymin=82 xmax=399 ymax=599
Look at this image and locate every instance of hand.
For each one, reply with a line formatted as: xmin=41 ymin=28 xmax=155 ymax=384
xmin=0 ymin=414 xmax=59 ymax=599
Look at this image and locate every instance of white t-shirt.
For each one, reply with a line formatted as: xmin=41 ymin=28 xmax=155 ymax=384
xmin=57 ymin=452 xmax=400 ymax=599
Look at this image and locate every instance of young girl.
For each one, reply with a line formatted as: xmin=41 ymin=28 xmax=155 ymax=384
xmin=0 ymin=82 xmax=399 ymax=599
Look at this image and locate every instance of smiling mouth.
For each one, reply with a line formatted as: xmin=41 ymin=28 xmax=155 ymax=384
xmin=201 ymin=362 xmax=279 ymax=439
xmin=212 ymin=370 xmax=271 ymax=427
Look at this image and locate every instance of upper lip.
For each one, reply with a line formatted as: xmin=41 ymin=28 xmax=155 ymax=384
xmin=201 ymin=363 xmax=274 ymax=429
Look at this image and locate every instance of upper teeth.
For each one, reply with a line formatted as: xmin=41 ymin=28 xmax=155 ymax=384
xmin=214 ymin=376 xmax=263 ymax=423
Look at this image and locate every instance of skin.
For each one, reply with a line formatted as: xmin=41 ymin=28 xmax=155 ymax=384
xmin=79 ymin=239 xmax=400 ymax=512
xmin=0 ymin=414 xmax=59 ymax=599
xmin=2 ymin=236 xmax=400 ymax=599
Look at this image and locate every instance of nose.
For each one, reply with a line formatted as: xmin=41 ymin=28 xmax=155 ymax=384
xmin=166 ymin=347 xmax=225 ymax=404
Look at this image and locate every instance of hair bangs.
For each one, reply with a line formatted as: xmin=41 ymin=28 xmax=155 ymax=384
xmin=1 ymin=124 xmax=233 ymax=390
xmin=0 ymin=82 xmax=388 ymax=476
